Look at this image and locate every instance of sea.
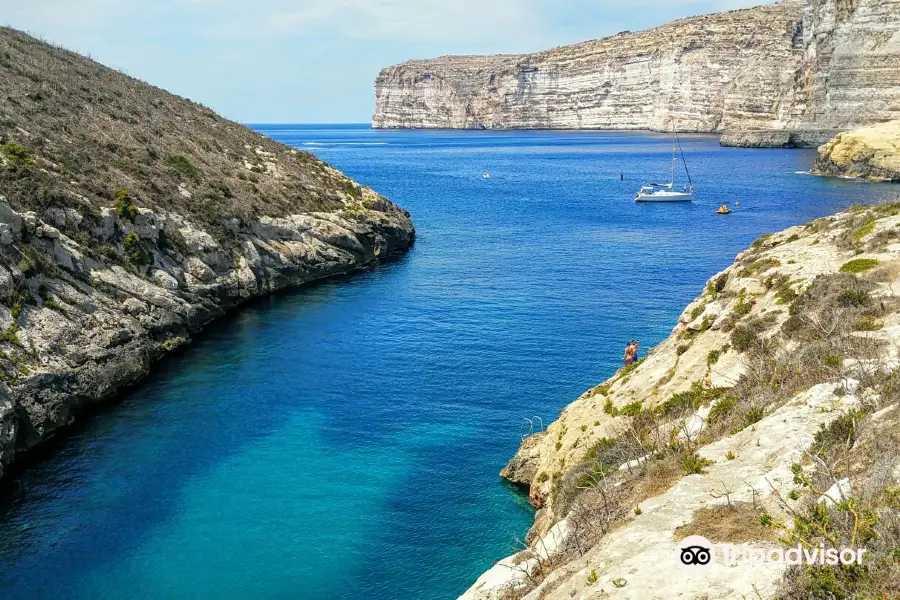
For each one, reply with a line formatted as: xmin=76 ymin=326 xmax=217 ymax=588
xmin=0 ymin=125 xmax=894 ymax=599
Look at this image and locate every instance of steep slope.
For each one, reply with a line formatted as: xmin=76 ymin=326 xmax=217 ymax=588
xmin=724 ymin=0 xmax=900 ymax=147
xmin=373 ymin=0 xmax=900 ymax=148
xmin=463 ymin=203 xmax=900 ymax=599
xmin=0 ymin=28 xmax=414 ymax=480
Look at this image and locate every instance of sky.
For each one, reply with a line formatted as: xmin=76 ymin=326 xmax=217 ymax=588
xmin=2 ymin=0 xmax=771 ymax=123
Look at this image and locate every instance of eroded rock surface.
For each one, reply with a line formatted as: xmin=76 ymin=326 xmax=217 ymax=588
xmin=814 ymin=120 xmax=900 ymax=182
xmin=0 ymin=28 xmax=415 ymax=479
xmin=374 ymin=0 xmax=900 ymax=148
xmin=461 ymin=204 xmax=900 ymax=599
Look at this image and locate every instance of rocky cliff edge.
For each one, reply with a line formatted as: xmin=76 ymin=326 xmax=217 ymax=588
xmin=0 ymin=28 xmax=415 ymax=480
xmin=463 ymin=202 xmax=900 ymax=599
xmin=814 ymin=120 xmax=900 ymax=182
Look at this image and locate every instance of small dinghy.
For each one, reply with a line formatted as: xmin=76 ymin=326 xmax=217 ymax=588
xmin=482 ymin=172 xmax=491 ymax=179
xmin=716 ymin=204 xmax=732 ymax=215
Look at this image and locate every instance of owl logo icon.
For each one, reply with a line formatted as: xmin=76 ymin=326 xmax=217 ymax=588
xmin=676 ymin=535 xmax=715 ymax=574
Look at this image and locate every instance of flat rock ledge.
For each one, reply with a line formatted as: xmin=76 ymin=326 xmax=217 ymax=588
xmin=813 ymin=120 xmax=900 ymax=182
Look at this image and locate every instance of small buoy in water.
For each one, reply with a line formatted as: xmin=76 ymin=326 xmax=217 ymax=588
xmin=482 ymin=172 xmax=491 ymax=179
xmin=734 ymin=201 xmax=741 ymax=206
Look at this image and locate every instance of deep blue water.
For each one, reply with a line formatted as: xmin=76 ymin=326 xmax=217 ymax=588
xmin=0 ymin=125 xmax=894 ymax=600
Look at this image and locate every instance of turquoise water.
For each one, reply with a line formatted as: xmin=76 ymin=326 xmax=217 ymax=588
xmin=0 ymin=126 xmax=894 ymax=600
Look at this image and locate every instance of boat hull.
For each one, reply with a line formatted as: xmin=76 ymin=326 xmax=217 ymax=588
xmin=635 ymin=192 xmax=695 ymax=202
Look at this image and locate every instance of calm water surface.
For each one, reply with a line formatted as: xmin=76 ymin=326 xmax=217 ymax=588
xmin=0 ymin=126 xmax=894 ymax=599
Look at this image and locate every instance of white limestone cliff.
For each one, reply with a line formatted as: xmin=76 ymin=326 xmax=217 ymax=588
xmin=374 ymin=0 xmax=900 ymax=148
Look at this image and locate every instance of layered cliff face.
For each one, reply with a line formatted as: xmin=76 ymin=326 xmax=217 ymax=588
xmin=813 ymin=120 xmax=900 ymax=181
xmin=374 ymin=0 xmax=900 ymax=147
xmin=374 ymin=2 xmax=805 ymax=134
xmin=462 ymin=204 xmax=900 ymax=599
xmin=797 ymin=0 xmax=900 ymax=134
xmin=0 ymin=28 xmax=414 ymax=480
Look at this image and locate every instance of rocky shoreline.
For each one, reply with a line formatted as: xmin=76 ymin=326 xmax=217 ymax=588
xmin=813 ymin=121 xmax=900 ymax=182
xmin=462 ymin=203 xmax=900 ymax=599
xmin=0 ymin=195 xmax=414 ymax=481
xmin=0 ymin=28 xmax=415 ymax=481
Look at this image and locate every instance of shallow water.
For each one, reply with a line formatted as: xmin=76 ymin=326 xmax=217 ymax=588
xmin=0 ymin=126 xmax=894 ymax=599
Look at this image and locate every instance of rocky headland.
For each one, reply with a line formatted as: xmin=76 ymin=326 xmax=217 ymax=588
xmin=814 ymin=120 xmax=900 ymax=182
xmin=463 ymin=202 xmax=900 ymax=599
xmin=373 ymin=0 xmax=900 ymax=148
xmin=0 ymin=28 xmax=414 ymax=481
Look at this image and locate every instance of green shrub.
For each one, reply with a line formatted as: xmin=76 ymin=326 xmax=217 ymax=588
xmin=657 ymin=382 xmax=727 ymax=419
xmin=619 ymin=362 xmax=639 ymax=377
xmin=750 ymin=233 xmax=772 ymax=249
xmin=853 ymin=316 xmax=884 ymax=331
xmin=774 ymin=281 xmax=798 ymax=305
xmin=166 ymin=154 xmax=202 ymax=184
xmin=823 ymin=354 xmax=844 ymax=369
xmin=706 ymin=274 xmax=728 ymax=298
xmin=839 ymin=258 xmax=879 ymax=274
xmin=836 ymin=286 xmax=871 ymax=308
xmin=731 ymin=325 xmax=759 ymax=353
xmin=159 ymin=227 xmax=191 ymax=257
xmin=707 ymin=396 xmax=736 ymax=424
xmin=741 ymin=405 xmax=767 ymax=427
xmin=620 ymin=400 xmax=644 ymax=417
xmin=680 ymin=452 xmax=713 ymax=475
xmin=343 ymin=181 xmax=362 ymax=199
xmin=17 ymin=256 xmax=36 ymax=277
xmin=603 ymin=397 xmax=618 ymax=417
xmin=739 ymin=257 xmax=781 ymax=277
xmin=852 ymin=220 xmax=876 ymax=241
xmin=583 ymin=437 xmax=615 ymax=462
xmin=1 ymin=142 xmax=31 ymax=165
xmin=114 ymin=189 xmax=140 ymax=222
xmin=123 ymin=232 xmax=151 ymax=265
xmin=810 ymin=410 xmax=864 ymax=457
xmin=732 ymin=289 xmax=754 ymax=318
xmin=0 ymin=323 xmax=21 ymax=347
xmin=706 ymin=348 xmax=722 ymax=366
xmin=43 ymin=300 xmax=62 ymax=311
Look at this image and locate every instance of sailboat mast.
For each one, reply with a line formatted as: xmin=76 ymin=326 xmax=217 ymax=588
xmin=670 ymin=120 xmax=676 ymax=187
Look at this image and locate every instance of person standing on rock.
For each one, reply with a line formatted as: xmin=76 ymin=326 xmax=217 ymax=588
xmin=624 ymin=341 xmax=634 ymax=367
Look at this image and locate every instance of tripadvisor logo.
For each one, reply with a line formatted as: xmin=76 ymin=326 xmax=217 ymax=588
xmin=676 ymin=535 xmax=867 ymax=574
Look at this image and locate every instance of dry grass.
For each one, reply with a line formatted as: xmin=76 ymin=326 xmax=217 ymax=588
xmin=630 ymin=455 xmax=685 ymax=503
xmin=674 ymin=502 xmax=777 ymax=544
xmin=0 ymin=27 xmax=362 ymax=233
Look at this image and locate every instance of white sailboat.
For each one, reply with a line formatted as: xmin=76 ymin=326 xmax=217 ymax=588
xmin=635 ymin=123 xmax=695 ymax=202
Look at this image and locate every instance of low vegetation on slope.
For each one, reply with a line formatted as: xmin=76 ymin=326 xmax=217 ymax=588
xmin=469 ymin=201 xmax=900 ymax=600
xmin=0 ymin=28 xmax=413 ymax=479
xmin=0 ymin=27 xmax=364 ymax=228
